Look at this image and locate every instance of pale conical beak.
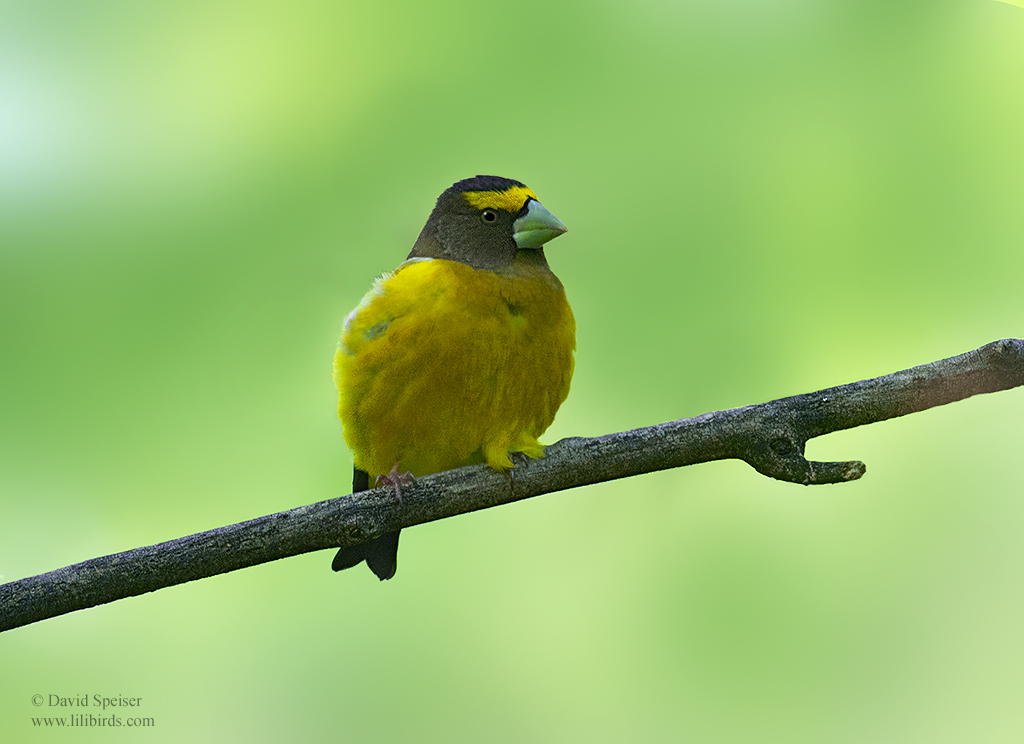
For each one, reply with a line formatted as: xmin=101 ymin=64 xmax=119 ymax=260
xmin=513 ymin=200 xmax=568 ymax=249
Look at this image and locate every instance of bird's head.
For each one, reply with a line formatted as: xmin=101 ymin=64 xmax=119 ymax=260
xmin=409 ymin=175 xmax=567 ymax=270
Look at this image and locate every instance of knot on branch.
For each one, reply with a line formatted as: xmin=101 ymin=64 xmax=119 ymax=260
xmin=743 ymin=429 xmax=866 ymax=485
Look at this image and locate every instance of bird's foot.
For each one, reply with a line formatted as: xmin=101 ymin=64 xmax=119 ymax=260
xmin=508 ymin=451 xmax=532 ymax=490
xmin=376 ymin=464 xmax=415 ymax=503
xmin=510 ymin=451 xmax=532 ymax=468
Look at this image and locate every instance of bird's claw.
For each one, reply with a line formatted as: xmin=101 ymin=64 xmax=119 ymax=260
xmin=376 ymin=463 xmax=415 ymax=503
xmin=508 ymin=451 xmax=531 ymax=490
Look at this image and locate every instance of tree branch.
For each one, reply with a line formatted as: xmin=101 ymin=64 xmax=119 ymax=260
xmin=2 ymin=339 xmax=1021 ymax=633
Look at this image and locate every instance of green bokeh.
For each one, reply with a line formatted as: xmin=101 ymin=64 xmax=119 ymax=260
xmin=2 ymin=0 xmax=1022 ymax=741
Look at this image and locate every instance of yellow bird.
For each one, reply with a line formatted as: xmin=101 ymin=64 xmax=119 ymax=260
xmin=332 ymin=175 xmax=575 ymax=580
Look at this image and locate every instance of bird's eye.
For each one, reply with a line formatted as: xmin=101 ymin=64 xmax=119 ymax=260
xmin=481 ymin=209 xmax=498 ymax=223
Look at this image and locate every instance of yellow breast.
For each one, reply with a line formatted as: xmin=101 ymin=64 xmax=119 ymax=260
xmin=335 ymin=257 xmax=575 ymax=480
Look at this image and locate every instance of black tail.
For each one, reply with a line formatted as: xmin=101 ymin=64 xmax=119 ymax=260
xmin=332 ymin=467 xmax=400 ymax=580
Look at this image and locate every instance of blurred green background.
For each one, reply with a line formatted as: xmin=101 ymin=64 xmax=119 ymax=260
xmin=2 ymin=0 xmax=1022 ymax=741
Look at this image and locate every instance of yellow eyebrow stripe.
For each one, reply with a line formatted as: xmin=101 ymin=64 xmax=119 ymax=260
xmin=462 ymin=185 xmax=537 ymax=214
